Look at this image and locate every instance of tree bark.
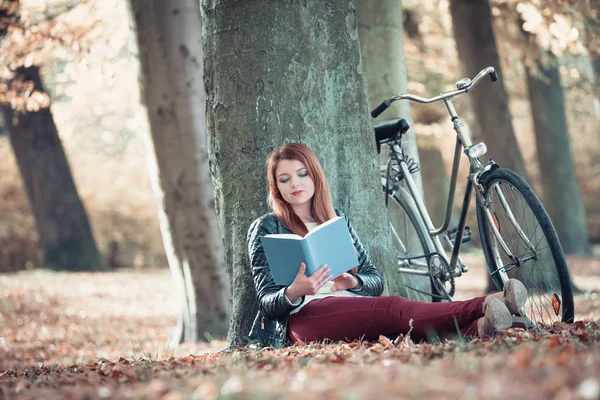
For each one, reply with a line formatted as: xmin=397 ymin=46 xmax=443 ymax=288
xmin=1 ymin=67 xmax=104 ymax=271
xmin=525 ymin=58 xmax=592 ymax=255
xmin=355 ymin=0 xmax=423 ymax=195
xmin=128 ymin=0 xmax=229 ymax=343
xmin=202 ymin=0 xmax=399 ymax=346
xmin=449 ymin=0 xmax=528 ymax=179
xmin=356 ymin=0 xmax=430 ymax=300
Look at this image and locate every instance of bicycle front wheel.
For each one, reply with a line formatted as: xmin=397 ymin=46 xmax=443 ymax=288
xmin=477 ymin=168 xmax=574 ymax=326
xmin=387 ymin=186 xmax=440 ymax=302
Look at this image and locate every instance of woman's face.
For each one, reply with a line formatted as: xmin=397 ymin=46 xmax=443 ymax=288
xmin=275 ymin=159 xmax=315 ymax=210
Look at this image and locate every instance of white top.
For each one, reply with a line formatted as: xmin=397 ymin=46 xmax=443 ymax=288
xmin=304 ymin=222 xmax=318 ymax=230
xmin=286 ymin=221 xmax=363 ymax=315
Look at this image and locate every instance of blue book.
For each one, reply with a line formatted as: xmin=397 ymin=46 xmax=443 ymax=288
xmin=260 ymin=216 xmax=359 ymax=286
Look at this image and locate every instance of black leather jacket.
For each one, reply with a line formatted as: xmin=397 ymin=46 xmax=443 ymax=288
xmin=246 ymin=210 xmax=384 ymax=348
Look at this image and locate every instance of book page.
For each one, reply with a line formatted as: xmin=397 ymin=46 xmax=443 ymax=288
xmin=303 ymin=216 xmax=358 ymax=278
xmin=304 ymin=216 xmax=342 ymax=238
xmin=263 ymin=234 xmax=302 ymax=240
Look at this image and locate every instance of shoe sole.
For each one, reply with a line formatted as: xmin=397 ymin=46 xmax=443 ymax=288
xmin=505 ymin=279 xmax=528 ymax=315
xmin=488 ymin=299 xmax=512 ymax=331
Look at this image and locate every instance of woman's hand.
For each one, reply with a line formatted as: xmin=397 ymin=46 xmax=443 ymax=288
xmin=286 ymin=263 xmax=331 ymax=302
xmin=330 ymin=272 xmax=359 ymax=292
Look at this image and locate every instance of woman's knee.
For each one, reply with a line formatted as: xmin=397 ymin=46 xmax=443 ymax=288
xmin=380 ymin=295 xmax=410 ymax=314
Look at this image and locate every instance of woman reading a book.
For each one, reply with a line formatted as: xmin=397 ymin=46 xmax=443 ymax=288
xmin=247 ymin=143 xmax=527 ymax=348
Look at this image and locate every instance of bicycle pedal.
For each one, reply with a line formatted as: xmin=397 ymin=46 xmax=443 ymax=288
xmin=447 ymin=226 xmax=472 ymax=244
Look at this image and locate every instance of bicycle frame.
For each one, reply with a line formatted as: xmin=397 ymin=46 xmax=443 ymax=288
xmin=381 ymin=67 xmax=504 ymax=294
xmin=390 ymin=102 xmax=482 ymax=280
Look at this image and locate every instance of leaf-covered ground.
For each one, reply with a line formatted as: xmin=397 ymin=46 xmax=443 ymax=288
xmin=1 ymin=255 xmax=600 ymax=399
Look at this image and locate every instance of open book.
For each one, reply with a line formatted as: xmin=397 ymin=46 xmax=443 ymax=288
xmin=260 ymin=216 xmax=359 ymax=286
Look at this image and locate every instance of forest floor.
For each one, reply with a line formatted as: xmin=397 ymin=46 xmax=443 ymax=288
xmin=1 ymin=254 xmax=600 ymax=399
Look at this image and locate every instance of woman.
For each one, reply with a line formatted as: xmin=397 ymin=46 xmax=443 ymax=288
xmin=247 ymin=143 xmax=527 ymax=348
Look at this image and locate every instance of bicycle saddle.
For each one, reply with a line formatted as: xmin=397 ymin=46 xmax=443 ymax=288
xmin=374 ymin=118 xmax=410 ymax=154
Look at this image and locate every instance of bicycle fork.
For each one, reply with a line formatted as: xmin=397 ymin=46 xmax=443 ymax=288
xmin=477 ymin=186 xmax=539 ymax=330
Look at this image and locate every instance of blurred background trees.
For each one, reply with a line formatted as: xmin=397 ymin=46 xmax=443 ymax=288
xmin=449 ymin=0 xmax=527 ymax=179
xmin=1 ymin=0 xmax=165 ymax=271
xmin=401 ymin=0 xmax=598 ymax=254
xmin=1 ymin=0 xmax=104 ymax=271
xmin=515 ymin=2 xmax=592 ymax=255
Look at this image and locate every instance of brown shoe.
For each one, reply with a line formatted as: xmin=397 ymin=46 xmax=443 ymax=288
xmin=478 ymin=298 xmax=512 ymax=337
xmin=503 ymin=279 xmax=528 ymax=315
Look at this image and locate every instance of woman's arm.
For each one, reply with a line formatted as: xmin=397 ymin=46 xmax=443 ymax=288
xmin=247 ymin=215 xmax=303 ymax=320
xmin=343 ymin=214 xmax=385 ymax=297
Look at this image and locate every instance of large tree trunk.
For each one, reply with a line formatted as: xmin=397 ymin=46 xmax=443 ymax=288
xmin=202 ymin=0 xmax=399 ymax=346
xmin=525 ymin=58 xmax=592 ymax=255
xmin=356 ymin=0 xmax=430 ymax=301
xmin=128 ymin=0 xmax=229 ymax=343
xmin=1 ymin=67 xmax=104 ymax=271
xmin=449 ymin=0 xmax=527 ymax=179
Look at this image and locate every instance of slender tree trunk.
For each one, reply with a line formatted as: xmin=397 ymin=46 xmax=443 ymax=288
xmin=128 ymin=0 xmax=229 ymax=343
xmin=202 ymin=0 xmax=399 ymax=346
xmin=418 ymin=136 xmax=451 ymax=227
xmin=450 ymin=0 xmax=529 ymax=293
xmin=593 ymin=55 xmax=600 ymax=102
xmin=1 ymin=67 xmax=104 ymax=271
xmin=356 ymin=0 xmax=430 ymax=300
xmin=449 ymin=0 xmax=528 ymax=179
xmin=355 ymin=0 xmax=423 ymax=194
xmin=525 ymin=58 xmax=592 ymax=255
xmin=586 ymin=35 xmax=600 ymax=120
xmin=584 ymin=0 xmax=600 ymax=101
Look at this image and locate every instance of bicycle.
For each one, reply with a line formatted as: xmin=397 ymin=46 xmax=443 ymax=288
xmin=371 ymin=66 xmax=574 ymax=329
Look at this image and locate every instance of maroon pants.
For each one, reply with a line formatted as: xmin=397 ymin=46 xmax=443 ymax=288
xmin=288 ymin=295 xmax=487 ymax=343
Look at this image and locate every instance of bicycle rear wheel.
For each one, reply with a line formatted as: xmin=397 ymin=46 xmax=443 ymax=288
xmin=477 ymin=168 xmax=574 ymax=326
xmin=387 ymin=186 xmax=441 ymax=302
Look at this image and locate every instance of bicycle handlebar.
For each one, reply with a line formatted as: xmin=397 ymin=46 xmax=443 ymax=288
xmin=371 ymin=66 xmax=498 ymax=118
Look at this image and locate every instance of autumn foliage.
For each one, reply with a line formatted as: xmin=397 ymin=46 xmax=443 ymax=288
xmin=0 ymin=259 xmax=599 ymax=399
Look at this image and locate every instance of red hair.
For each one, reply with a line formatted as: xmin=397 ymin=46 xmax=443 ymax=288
xmin=266 ymin=143 xmax=336 ymax=237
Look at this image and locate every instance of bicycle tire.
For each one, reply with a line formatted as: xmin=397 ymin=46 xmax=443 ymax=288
xmin=386 ymin=186 xmax=441 ymax=302
xmin=476 ymin=168 xmax=574 ymax=325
